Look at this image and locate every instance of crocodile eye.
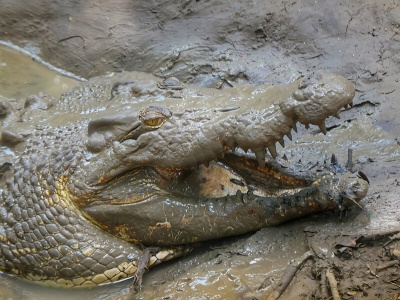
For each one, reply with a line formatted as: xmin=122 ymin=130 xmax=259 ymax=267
xmin=144 ymin=118 xmax=164 ymax=127
xmin=139 ymin=105 xmax=172 ymax=130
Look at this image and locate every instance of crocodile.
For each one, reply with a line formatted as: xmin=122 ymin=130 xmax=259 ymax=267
xmin=0 ymin=71 xmax=368 ymax=287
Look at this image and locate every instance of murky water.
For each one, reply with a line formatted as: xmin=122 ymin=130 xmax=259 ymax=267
xmin=0 ymin=44 xmax=79 ymax=99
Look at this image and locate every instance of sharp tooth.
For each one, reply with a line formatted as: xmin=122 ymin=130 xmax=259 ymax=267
xmin=235 ymin=189 xmax=242 ymax=200
xmin=333 ymin=113 xmax=340 ymax=119
xmin=318 ymin=121 xmax=327 ymax=135
xmin=345 ymin=104 xmax=350 ymax=110
xmin=286 ymin=131 xmax=293 ymax=141
xmin=254 ymin=149 xmax=266 ymax=167
xmin=349 ymin=101 xmax=354 ymax=107
xmin=242 ymin=193 xmax=248 ymax=204
xmin=267 ymin=143 xmax=278 ymax=159
xmin=305 ymin=124 xmax=310 ymax=129
xmin=292 ymin=122 xmax=298 ymax=133
xmin=278 ymin=138 xmax=285 ymax=147
xmin=331 ymin=154 xmax=338 ymax=165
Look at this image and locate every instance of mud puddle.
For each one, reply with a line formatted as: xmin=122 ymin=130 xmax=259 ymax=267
xmin=0 ymin=44 xmax=79 ymax=100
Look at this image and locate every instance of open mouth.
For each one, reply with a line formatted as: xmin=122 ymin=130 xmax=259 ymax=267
xmin=85 ymin=146 xmax=368 ymax=205
xmin=78 ymin=145 xmax=369 ymax=246
xmin=83 ymin=148 xmax=315 ymax=206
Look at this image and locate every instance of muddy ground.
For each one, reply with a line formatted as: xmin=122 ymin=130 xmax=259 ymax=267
xmin=1 ymin=0 xmax=400 ymax=299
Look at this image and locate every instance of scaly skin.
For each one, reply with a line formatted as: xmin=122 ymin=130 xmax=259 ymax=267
xmin=0 ymin=71 xmax=368 ymax=286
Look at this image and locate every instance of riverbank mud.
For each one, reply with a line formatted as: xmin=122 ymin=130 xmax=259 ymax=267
xmin=1 ymin=0 xmax=399 ymax=299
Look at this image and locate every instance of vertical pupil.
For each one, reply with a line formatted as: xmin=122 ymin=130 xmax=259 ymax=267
xmin=147 ymin=119 xmax=159 ymax=126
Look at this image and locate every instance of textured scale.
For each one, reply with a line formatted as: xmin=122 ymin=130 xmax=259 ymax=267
xmin=0 ymin=130 xmax=145 ymax=286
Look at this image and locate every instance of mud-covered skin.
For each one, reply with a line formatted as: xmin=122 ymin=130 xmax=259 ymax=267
xmin=0 ymin=71 xmax=368 ymax=286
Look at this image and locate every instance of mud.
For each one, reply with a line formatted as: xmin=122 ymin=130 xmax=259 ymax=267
xmin=0 ymin=0 xmax=400 ymax=299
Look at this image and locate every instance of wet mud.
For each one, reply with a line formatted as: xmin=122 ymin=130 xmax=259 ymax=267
xmin=1 ymin=0 xmax=400 ymax=299
xmin=0 ymin=44 xmax=79 ymax=99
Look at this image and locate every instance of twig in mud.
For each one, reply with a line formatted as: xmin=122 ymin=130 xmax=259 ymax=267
xmin=383 ymin=232 xmax=400 ymax=247
xmin=320 ymin=269 xmax=329 ymax=299
xmin=326 ymin=268 xmax=341 ymax=300
xmin=389 ymin=281 xmax=400 ymax=288
xmin=376 ymin=260 xmax=399 ymax=272
xmin=57 ymin=35 xmax=86 ymax=48
xmin=358 ymin=230 xmax=400 ymax=244
xmin=366 ymin=263 xmax=377 ymax=276
xmin=261 ymin=251 xmax=313 ymax=300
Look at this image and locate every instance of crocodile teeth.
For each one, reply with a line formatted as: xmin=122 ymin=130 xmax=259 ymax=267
xmin=305 ymin=124 xmax=310 ymax=129
xmin=292 ymin=122 xmax=298 ymax=133
xmin=235 ymin=189 xmax=242 ymax=200
xmin=331 ymin=153 xmax=338 ymax=165
xmin=254 ymin=149 xmax=266 ymax=167
xmin=318 ymin=121 xmax=327 ymax=135
xmin=278 ymin=138 xmax=285 ymax=147
xmin=333 ymin=113 xmax=340 ymax=119
xmin=286 ymin=131 xmax=293 ymax=141
xmin=267 ymin=143 xmax=277 ymax=159
xmin=344 ymin=104 xmax=350 ymax=110
xmin=349 ymin=101 xmax=354 ymax=107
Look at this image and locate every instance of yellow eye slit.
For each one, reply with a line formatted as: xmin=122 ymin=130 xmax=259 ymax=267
xmin=139 ymin=105 xmax=172 ymax=130
xmin=145 ymin=118 xmax=162 ymax=126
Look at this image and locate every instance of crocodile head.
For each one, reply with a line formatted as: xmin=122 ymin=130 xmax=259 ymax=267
xmin=85 ymin=73 xmax=354 ymax=173
xmin=66 ymin=72 xmax=368 ymax=245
